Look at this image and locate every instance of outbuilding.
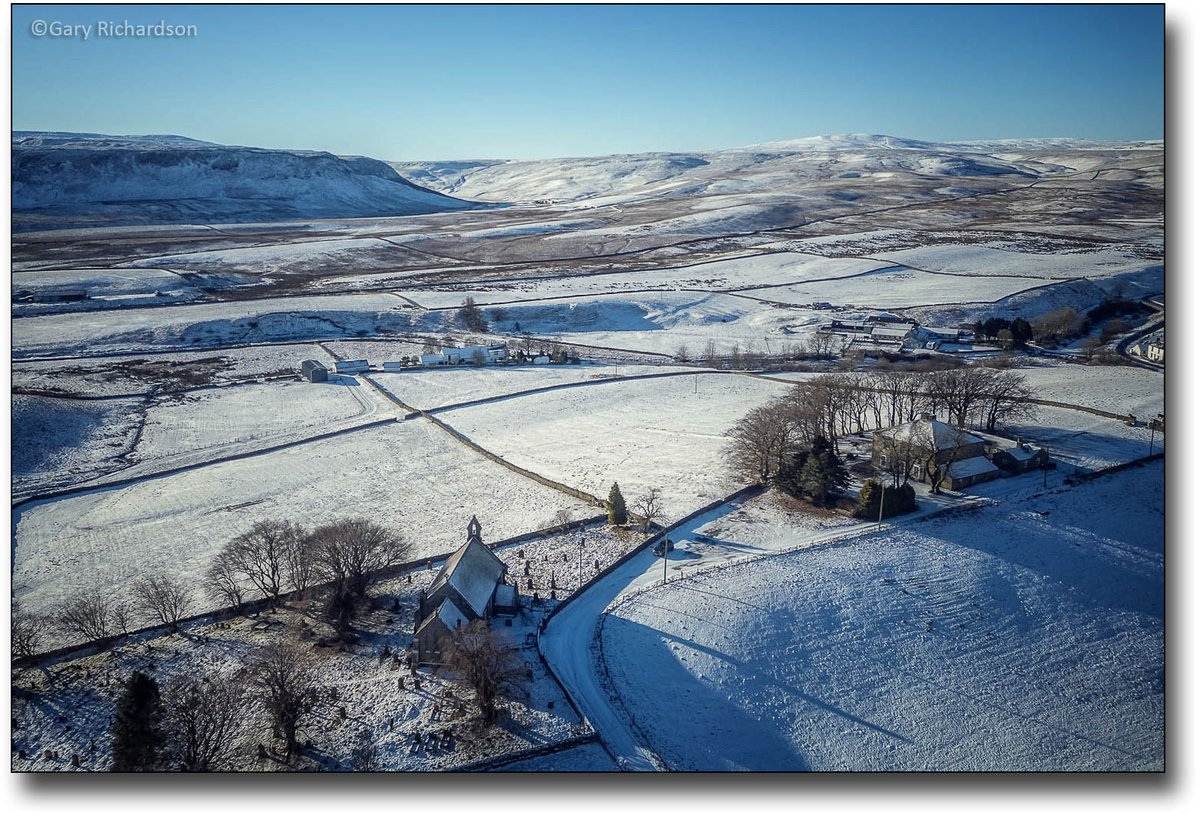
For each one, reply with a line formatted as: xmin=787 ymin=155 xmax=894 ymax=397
xmin=332 ymin=359 xmax=369 ymax=375
xmin=300 ymin=359 xmax=328 ymax=383
xmin=991 ymin=441 xmax=1049 ymax=474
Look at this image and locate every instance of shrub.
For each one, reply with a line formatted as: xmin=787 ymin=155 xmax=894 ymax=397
xmin=854 ymin=479 xmax=917 ymax=520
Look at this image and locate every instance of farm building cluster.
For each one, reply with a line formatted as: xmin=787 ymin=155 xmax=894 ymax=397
xmin=818 ymin=315 xmax=979 ymax=355
xmin=300 ymin=344 xmax=518 ymax=381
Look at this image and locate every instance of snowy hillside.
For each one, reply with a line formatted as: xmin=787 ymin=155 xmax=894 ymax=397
xmin=600 ymin=464 xmax=1164 ymax=771
xmin=12 ymin=132 xmax=475 ymax=230
xmin=387 ymin=134 xmax=1157 ymax=204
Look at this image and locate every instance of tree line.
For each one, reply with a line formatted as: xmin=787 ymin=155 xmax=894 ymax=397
xmin=724 ymin=362 xmax=1036 ymax=485
xmin=13 ymin=519 xmax=411 ymax=656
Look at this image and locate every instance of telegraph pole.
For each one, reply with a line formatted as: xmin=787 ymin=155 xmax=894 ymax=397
xmin=877 ymin=482 xmax=887 ymax=530
xmin=663 ymin=539 xmax=670 ymax=584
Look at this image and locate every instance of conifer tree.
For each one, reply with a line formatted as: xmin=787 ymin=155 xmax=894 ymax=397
xmin=111 ymin=671 xmax=164 ymax=771
xmin=607 ymin=482 xmax=628 ymax=526
xmin=798 ymin=436 xmax=850 ymax=507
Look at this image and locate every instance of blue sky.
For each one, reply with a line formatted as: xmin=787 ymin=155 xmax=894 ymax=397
xmin=11 ymin=3 xmax=1164 ymax=160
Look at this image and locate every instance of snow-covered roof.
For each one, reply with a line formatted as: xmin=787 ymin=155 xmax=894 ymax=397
xmin=494 ymin=584 xmax=517 ymax=609
xmin=415 ymin=597 xmax=469 ymax=639
xmin=946 ymin=456 xmax=1001 ymax=480
xmin=879 ymin=418 xmax=984 ymax=452
xmin=428 ymin=537 xmax=505 ymax=618
xmin=1003 ymin=444 xmax=1043 ymax=462
xmin=436 ymin=598 xmax=468 ymax=631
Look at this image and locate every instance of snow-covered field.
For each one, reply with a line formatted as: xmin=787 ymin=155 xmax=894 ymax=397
xmin=438 ymin=372 xmax=791 ymax=519
xmin=872 ymin=243 xmax=1157 ymax=280
xmin=1004 ymin=407 xmax=1158 ymax=472
xmin=1017 ymin=361 xmax=1164 ymax=418
xmin=12 ymin=342 xmax=331 ymax=396
xmin=11 ymin=395 xmax=143 ymax=498
xmin=13 ymin=420 xmax=595 ymax=643
xmin=370 ymin=364 xmax=695 ymax=411
xmin=131 ymin=379 xmax=376 ymax=464
xmin=734 ymin=266 xmax=1054 ymax=309
xmin=599 ymin=462 xmax=1164 ymax=770
xmin=10 ymin=293 xmax=430 ymax=357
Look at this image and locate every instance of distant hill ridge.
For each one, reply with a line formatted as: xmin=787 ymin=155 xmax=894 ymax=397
xmin=390 ymin=132 xmax=1161 ymax=205
xmin=12 ymin=131 xmax=475 ymax=231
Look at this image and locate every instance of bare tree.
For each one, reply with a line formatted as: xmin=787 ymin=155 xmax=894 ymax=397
xmin=1078 ymin=335 xmax=1104 ymax=362
xmin=310 ymin=519 xmax=410 ymax=598
xmin=224 ymin=520 xmax=302 ymax=606
xmin=444 ymin=621 xmax=525 ymax=726
xmin=926 ymin=365 xmax=998 ymax=428
xmin=674 ymin=343 xmax=690 ymax=363
xmin=980 ymin=369 xmax=1037 ymax=432
xmin=308 ymin=519 xmax=411 ymax=633
xmin=206 ymin=550 xmax=246 ymax=610
xmin=1032 ymin=307 xmax=1082 ymax=347
xmin=133 ymin=573 xmax=192 ymax=630
xmin=728 ymin=341 xmax=742 ymax=369
xmin=873 ymin=429 xmax=916 ymax=489
xmin=702 ymin=338 xmax=720 ymax=367
xmin=631 ymin=488 xmax=667 ymax=533
xmin=723 ymin=398 xmax=800 ymax=482
xmin=162 ymin=670 xmax=247 ymax=771
xmin=111 ymin=601 xmax=133 ymax=637
xmin=12 ymin=606 xmax=42 ymax=662
xmin=457 ymin=297 xmax=489 ymax=333
xmin=805 ymin=332 xmax=839 ymax=357
xmin=252 ymin=638 xmax=319 ymax=760
xmin=282 ymin=532 xmax=315 ymax=595
xmin=54 ymin=590 xmax=117 ymax=642
xmin=788 ymin=376 xmax=843 ymax=446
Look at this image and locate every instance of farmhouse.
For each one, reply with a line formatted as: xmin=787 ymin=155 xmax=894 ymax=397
xmin=420 ymin=344 xmax=510 ymax=366
xmin=872 ymin=415 xmax=1001 ymax=490
xmin=1130 ymin=334 xmax=1165 ymax=363
xmin=870 ymin=324 xmax=915 ymax=347
xmin=414 ymin=516 xmax=519 ymax=664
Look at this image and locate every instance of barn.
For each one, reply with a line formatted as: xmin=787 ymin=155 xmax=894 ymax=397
xmin=300 ymin=359 xmax=328 ymax=383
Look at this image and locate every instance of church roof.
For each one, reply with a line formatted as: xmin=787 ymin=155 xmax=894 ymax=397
xmin=428 ymin=536 xmax=505 ymax=618
xmin=415 ymin=597 xmax=469 ymax=638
